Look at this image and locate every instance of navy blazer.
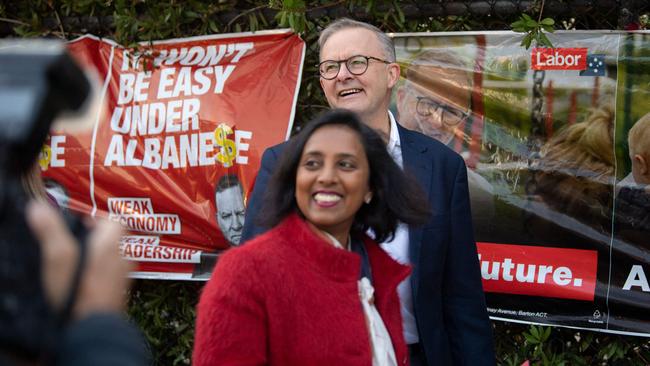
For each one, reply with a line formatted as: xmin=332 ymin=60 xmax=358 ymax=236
xmin=241 ymin=122 xmax=495 ymax=366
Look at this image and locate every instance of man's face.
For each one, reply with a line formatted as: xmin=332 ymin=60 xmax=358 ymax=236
xmin=319 ymin=27 xmax=399 ymax=120
xmin=397 ymin=67 xmax=471 ymax=145
xmin=215 ymin=185 xmax=245 ymax=245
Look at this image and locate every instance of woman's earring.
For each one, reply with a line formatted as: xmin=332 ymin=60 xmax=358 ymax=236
xmin=364 ymin=193 xmax=372 ymax=204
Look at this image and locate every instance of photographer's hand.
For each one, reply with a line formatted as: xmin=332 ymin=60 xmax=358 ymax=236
xmin=26 ymin=201 xmax=133 ymax=319
xmin=26 ymin=201 xmax=150 ymax=366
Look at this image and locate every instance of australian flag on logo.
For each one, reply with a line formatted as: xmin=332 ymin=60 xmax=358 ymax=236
xmin=580 ymin=54 xmax=606 ymax=76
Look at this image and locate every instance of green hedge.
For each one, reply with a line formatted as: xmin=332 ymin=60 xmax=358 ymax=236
xmin=2 ymin=1 xmax=649 ymax=364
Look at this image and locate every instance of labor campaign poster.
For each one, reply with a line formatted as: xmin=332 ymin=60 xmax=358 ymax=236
xmin=41 ymin=31 xmax=305 ymax=280
xmin=392 ymin=30 xmax=650 ymax=336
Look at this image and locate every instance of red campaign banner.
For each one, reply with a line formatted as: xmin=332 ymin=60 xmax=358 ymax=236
xmin=40 ymin=32 xmax=305 ymax=280
xmin=477 ymin=243 xmax=598 ymax=301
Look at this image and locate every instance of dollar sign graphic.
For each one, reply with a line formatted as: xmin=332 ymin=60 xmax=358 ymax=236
xmin=39 ymin=144 xmax=52 ymax=171
xmin=214 ymin=123 xmax=237 ymax=168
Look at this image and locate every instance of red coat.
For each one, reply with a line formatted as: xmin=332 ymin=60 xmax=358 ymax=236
xmin=193 ymin=213 xmax=411 ymax=366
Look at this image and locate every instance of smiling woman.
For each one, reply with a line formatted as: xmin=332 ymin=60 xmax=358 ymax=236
xmin=193 ymin=109 xmax=430 ymax=366
xmin=294 ymin=124 xmax=372 ymax=245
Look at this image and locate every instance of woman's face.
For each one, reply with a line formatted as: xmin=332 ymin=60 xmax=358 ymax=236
xmin=295 ymin=125 xmax=371 ymax=241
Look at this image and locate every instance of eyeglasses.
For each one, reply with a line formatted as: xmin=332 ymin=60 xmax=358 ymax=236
xmin=318 ymin=55 xmax=390 ymax=80
xmin=415 ymin=96 xmax=471 ymax=126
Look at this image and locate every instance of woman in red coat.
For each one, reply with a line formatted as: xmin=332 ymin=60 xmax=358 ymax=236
xmin=194 ymin=109 xmax=430 ymax=366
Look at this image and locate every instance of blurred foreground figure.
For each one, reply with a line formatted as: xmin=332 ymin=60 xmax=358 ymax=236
xmin=0 ymin=39 xmax=149 ymax=365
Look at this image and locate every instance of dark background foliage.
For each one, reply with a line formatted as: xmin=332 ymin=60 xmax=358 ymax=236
xmin=2 ymin=0 xmax=650 ymax=364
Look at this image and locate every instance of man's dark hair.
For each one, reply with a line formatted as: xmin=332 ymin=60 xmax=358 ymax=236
xmin=215 ymin=174 xmax=242 ymax=196
xmin=259 ymin=109 xmax=430 ymax=242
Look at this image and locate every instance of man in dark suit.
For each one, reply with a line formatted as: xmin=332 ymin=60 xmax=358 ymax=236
xmin=241 ymin=18 xmax=495 ymax=366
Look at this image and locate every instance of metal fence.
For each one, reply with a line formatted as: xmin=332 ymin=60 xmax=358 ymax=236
xmin=1 ymin=0 xmax=649 ymax=38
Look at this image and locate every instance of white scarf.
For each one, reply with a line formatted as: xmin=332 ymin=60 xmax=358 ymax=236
xmin=324 ymin=233 xmax=398 ymax=366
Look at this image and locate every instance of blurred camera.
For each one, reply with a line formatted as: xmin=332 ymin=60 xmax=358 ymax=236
xmin=0 ymin=40 xmax=90 ymax=361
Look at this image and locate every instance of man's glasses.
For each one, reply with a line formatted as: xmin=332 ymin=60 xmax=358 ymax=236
xmin=415 ymin=96 xmax=471 ymax=126
xmin=318 ymin=55 xmax=390 ymax=80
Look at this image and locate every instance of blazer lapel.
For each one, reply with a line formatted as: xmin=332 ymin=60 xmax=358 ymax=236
xmin=397 ymin=123 xmax=432 ymax=300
